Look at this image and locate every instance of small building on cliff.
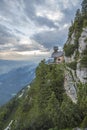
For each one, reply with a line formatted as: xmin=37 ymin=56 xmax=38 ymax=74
xmin=51 ymin=46 xmax=64 ymax=63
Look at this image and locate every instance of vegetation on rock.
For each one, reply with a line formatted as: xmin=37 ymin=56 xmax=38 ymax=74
xmin=80 ymin=55 xmax=87 ymax=67
xmin=0 ymin=61 xmax=86 ymax=130
xmin=64 ymin=44 xmax=76 ymax=57
xmin=64 ymin=0 xmax=87 ymax=58
xmin=0 ymin=0 xmax=87 ymax=130
xmin=66 ymin=61 xmax=77 ymax=70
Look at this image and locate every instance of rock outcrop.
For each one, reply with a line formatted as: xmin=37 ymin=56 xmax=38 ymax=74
xmin=78 ymin=28 xmax=87 ymax=54
xmin=64 ymin=27 xmax=87 ymax=84
xmin=76 ymin=62 xmax=87 ymax=84
xmin=64 ymin=69 xmax=77 ymax=103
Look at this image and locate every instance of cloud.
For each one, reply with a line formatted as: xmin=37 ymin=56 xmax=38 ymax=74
xmin=32 ymin=23 xmax=69 ymax=49
xmin=0 ymin=24 xmax=12 ymax=38
xmin=0 ymin=0 xmax=82 ymax=60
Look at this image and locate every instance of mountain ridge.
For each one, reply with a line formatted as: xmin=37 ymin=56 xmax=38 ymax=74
xmin=0 ymin=0 xmax=87 ymax=129
xmin=0 ymin=63 xmax=36 ymax=105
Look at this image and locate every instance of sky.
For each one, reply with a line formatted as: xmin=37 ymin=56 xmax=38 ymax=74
xmin=0 ymin=0 xmax=82 ymax=60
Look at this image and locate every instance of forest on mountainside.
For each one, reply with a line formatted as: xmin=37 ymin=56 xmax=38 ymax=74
xmin=0 ymin=0 xmax=87 ymax=129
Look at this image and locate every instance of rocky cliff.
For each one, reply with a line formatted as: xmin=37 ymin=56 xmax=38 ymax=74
xmin=0 ymin=1 xmax=87 ymax=130
xmin=63 ymin=8 xmax=87 ymax=127
xmin=64 ymin=27 xmax=87 ymax=84
xmin=76 ymin=28 xmax=87 ymax=83
xmin=64 ymin=0 xmax=87 ymax=84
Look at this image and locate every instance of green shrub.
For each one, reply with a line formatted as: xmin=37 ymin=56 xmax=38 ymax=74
xmin=66 ymin=61 xmax=77 ymax=70
xmin=82 ymin=48 xmax=87 ymax=55
xmin=83 ymin=19 xmax=87 ymax=27
xmin=64 ymin=44 xmax=76 ymax=57
xmin=81 ymin=116 xmax=87 ymax=128
xmin=68 ymin=26 xmax=74 ymax=38
xmin=74 ymin=50 xmax=79 ymax=60
xmin=80 ymin=56 xmax=87 ymax=67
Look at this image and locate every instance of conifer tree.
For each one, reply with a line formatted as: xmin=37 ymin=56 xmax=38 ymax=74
xmin=75 ymin=9 xmax=81 ymax=21
xmin=81 ymin=0 xmax=87 ymax=16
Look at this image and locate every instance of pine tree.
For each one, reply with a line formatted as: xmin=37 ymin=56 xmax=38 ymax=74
xmin=81 ymin=0 xmax=87 ymax=16
xmin=75 ymin=9 xmax=81 ymax=21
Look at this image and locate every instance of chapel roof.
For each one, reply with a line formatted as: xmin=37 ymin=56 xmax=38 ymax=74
xmin=51 ymin=51 xmax=63 ymax=58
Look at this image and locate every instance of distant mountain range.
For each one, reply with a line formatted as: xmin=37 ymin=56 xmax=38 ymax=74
xmin=0 ymin=60 xmax=37 ymax=106
xmin=0 ymin=59 xmax=37 ymax=75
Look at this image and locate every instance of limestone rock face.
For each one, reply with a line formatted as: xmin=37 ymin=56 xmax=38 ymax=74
xmin=64 ymin=32 xmax=77 ymax=63
xmin=71 ymin=32 xmax=76 ymax=45
xmin=66 ymin=33 xmax=75 ymax=44
xmin=64 ymin=28 xmax=87 ymax=84
xmin=76 ymin=63 xmax=87 ymax=84
xmin=64 ymin=69 xmax=77 ymax=103
xmin=78 ymin=28 xmax=87 ymax=54
xmin=76 ymin=28 xmax=87 ymax=83
xmin=64 ymin=50 xmax=76 ymax=63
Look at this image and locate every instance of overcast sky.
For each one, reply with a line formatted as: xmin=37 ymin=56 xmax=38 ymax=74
xmin=0 ymin=0 xmax=82 ymax=60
